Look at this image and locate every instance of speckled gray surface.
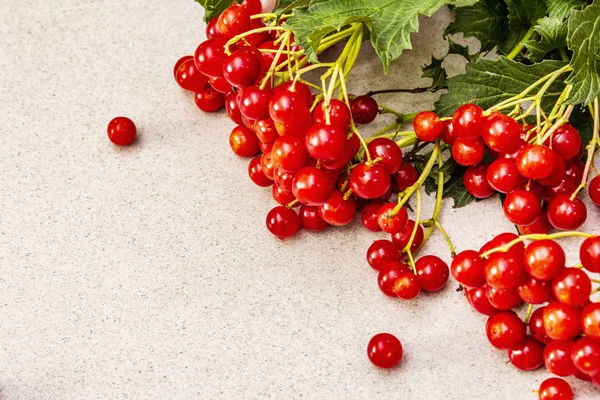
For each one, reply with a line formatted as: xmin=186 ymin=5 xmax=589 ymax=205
xmin=0 ymin=1 xmax=599 ymax=399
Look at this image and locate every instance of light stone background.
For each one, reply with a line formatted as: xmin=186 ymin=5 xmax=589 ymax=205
xmin=1 ymin=1 xmax=599 ymax=399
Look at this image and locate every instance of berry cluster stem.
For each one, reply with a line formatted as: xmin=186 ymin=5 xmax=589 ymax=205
xmin=480 ymin=231 xmax=596 ymax=258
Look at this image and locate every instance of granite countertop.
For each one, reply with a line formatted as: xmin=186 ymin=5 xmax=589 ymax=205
xmin=1 ymin=1 xmax=598 ymax=399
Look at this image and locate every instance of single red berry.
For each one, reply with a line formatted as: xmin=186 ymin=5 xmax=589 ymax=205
xmin=378 ymin=262 xmax=411 ymax=297
xmin=552 ymin=124 xmax=582 ymax=161
xmin=271 ymin=136 xmax=308 ymax=173
xmin=254 ymin=118 xmax=279 ymax=144
xmin=318 ymin=190 xmax=356 ymax=226
xmin=238 ymin=86 xmax=273 ymax=121
xmin=516 ymin=276 xmax=553 ymax=304
xmin=205 ymin=17 xmax=222 ymax=39
xmin=547 ymin=194 xmax=587 ymax=230
xmin=451 ymin=136 xmax=485 ymax=166
xmin=174 ymin=56 xmax=208 ymax=92
xmin=413 ymin=111 xmax=443 ymax=142
xmin=515 ymin=144 xmax=555 ymax=179
xmin=552 ymin=267 xmax=592 ymax=306
xmin=107 ymin=117 xmax=136 ymax=146
xmin=292 ymin=167 xmax=334 ymax=206
xmin=485 ymin=311 xmax=526 ymax=350
xmin=273 ymin=81 xmax=313 ymax=108
xmin=523 ymin=239 xmax=566 ymax=280
xmin=581 ymin=302 xmax=600 ymax=339
xmin=543 ymin=301 xmax=582 ymax=340
xmin=538 ymin=378 xmax=573 ymax=400
xmin=272 ymin=184 xmax=297 ymax=207
xmin=351 ymin=96 xmax=378 ymax=124
xmin=349 ymin=163 xmax=391 ymax=199
xmin=537 ymin=153 xmax=566 ymax=187
xmin=367 ymin=138 xmax=403 ymax=174
xmin=208 ymin=75 xmax=233 ymax=94
xmin=391 ymin=220 xmax=424 ymax=252
xmin=298 ymin=205 xmax=328 ymax=231
xmin=241 ymin=0 xmax=263 ymax=16
xmin=503 ymin=189 xmax=542 ymax=226
xmin=273 ymin=167 xmax=294 ymax=193
xmin=269 ymin=91 xmax=312 ymax=126
xmin=486 ymin=286 xmax=522 ymax=310
xmin=392 ymin=163 xmax=418 ymax=192
xmin=266 ymin=206 xmax=299 ymax=239
xmin=194 ymin=86 xmax=225 ymax=112
xmin=464 ymin=164 xmax=495 ymax=198
xmin=518 ymin=211 xmax=551 ymax=235
xmin=415 ymin=255 xmax=449 ymax=292
xmin=367 ymin=240 xmax=401 ymax=271
xmin=565 ymin=159 xmax=585 ymax=182
xmin=393 ymin=272 xmax=422 ymax=300
xmin=360 ymin=202 xmax=384 ymax=232
xmin=452 ymin=103 xmax=485 ymax=138
xmin=580 ymin=236 xmax=600 ymax=273
xmin=229 ymin=125 xmax=259 ymax=157
xmin=225 ymin=92 xmax=244 ymax=125
xmin=482 ymin=112 xmax=521 ymax=153
xmin=544 ymin=339 xmax=577 ymax=377
xmin=367 ymin=333 xmax=403 ymax=368
xmin=194 ymin=38 xmax=228 ymax=78
xmin=451 ymin=250 xmax=485 ymax=288
xmin=484 ymin=252 xmax=526 ymax=289
xmin=486 ymin=158 xmax=523 ymax=193
xmin=248 ymin=155 xmax=273 ymax=187
xmin=529 ymin=307 xmax=551 ymax=344
xmin=589 ymin=176 xmax=600 ymax=206
xmin=217 ymin=4 xmax=251 ymax=39
xmin=222 ymin=50 xmax=262 ymax=88
xmin=376 ymin=203 xmax=408 ymax=234
xmin=441 ymin=119 xmax=457 ymax=145
xmin=508 ymin=335 xmax=544 ymax=371
xmin=313 ymin=99 xmax=351 ymax=127
xmin=571 ymin=337 xmax=600 ymax=376
xmin=465 ymin=285 xmax=499 ymax=316
xmin=305 ymin=125 xmax=348 ymax=162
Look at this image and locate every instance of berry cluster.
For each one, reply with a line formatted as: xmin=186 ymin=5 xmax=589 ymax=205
xmin=451 ymin=233 xmax=600 ymax=393
xmin=169 ymin=2 xmax=600 ymax=395
xmin=428 ymin=103 xmax=599 ymax=233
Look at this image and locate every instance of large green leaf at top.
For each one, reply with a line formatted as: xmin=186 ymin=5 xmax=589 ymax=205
xmin=545 ymin=0 xmax=588 ymax=19
xmin=196 ymin=0 xmax=240 ymax=22
xmin=444 ymin=0 xmax=509 ymax=53
xmin=505 ymin=0 xmax=547 ymax=30
xmin=285 ymin=0 xmax=477 ymax=72
xmin=435 ymin=57 xmax=568 ymax=116
xmin=524 ymin=16 xmax=568 ymax=62
xmin=566 ymin=3 xmax=600 ymax=105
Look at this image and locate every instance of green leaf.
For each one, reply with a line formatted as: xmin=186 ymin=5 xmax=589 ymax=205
xmin=524 ymin=16 xmax=568 ymax=62
xmin=285 ymin=0 xmax=477 ymax=72
xmin=505 ymin=0 xmax=547 ymax=30
xmin=435 ymin=57 xmax=568 ymax=117
xmin=275 ymin=0 xmax=310 ymax=15
xmin=566 ymin=3 xmax=600 ymax=105
xmin=195 ymin=0 xmax=240 ymax=22
xmin=444 ymin=0 xmax=509 ymax=53
xmin=422 ymin=56 xmax=448 ymax=91
xmin=447 ymin=37 xmax=474 ymax=62
xmin=545 ymin=0 xmax=588 ymax=19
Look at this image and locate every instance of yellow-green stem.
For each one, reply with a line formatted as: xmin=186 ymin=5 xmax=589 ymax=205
xmin=480 ymin=231 xmax=596 ymax=258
